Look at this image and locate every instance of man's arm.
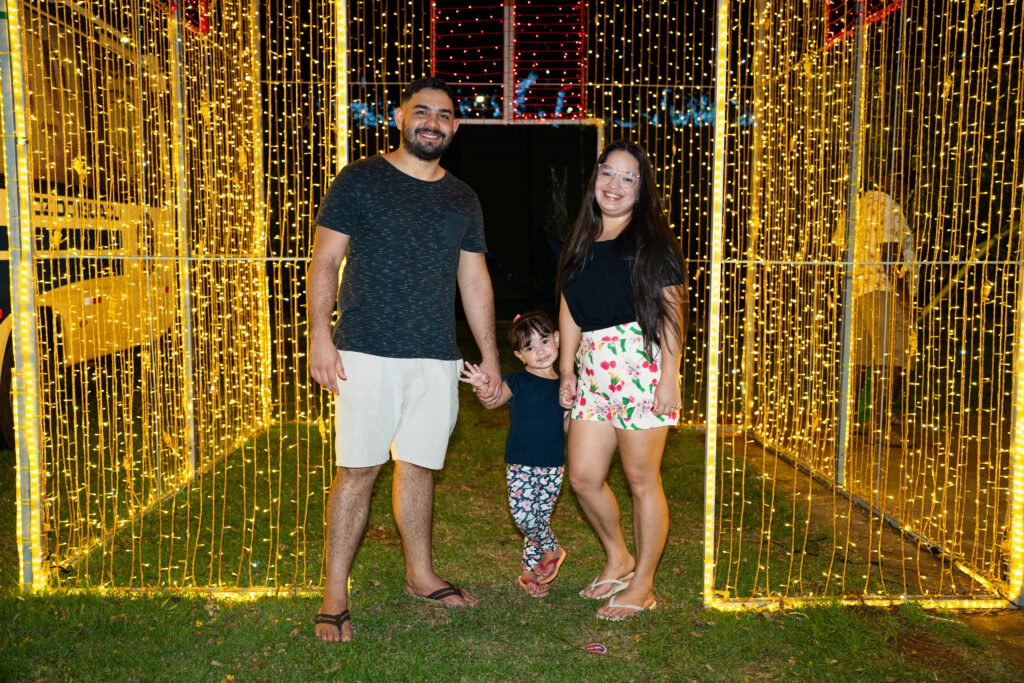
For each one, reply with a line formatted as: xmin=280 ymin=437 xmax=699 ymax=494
xmin=457 ymin=250 xmax=501 ymax=404
xmin=308 ymin=226 xmax=350 ymax=392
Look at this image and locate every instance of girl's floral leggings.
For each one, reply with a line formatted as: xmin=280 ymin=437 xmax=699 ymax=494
xmin=506 ymin=463 xmax=563 ymax=571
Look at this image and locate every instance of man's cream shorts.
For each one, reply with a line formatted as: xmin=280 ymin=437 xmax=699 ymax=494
xmin=334 ymin=350 xmax=461 ymax=470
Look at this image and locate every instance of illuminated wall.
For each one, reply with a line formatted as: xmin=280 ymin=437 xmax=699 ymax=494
xmin=4 ymin=1 xmax=1021 ymax=605
xmin=706 ymin=0 xmax=1024 ymax=607
xmin=5 ymin=0 xmax=273 ymax=589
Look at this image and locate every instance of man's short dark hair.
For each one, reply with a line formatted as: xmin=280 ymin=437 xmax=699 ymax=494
xmin=401 ymin=76 xmax=458 ymax=114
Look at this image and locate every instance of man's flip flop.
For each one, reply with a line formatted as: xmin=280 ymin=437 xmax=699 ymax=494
xmin=314 ymin=610 xmax=351 ymax=641
xmin=516 ymin=575 xmax=549 ymax=598
xmin=595 ymin=595 xmax=658 ymax=621
xmin=535 ymin=547 xmax=567 ymax=585
xmin=406 ymin=582 xmax=471 ymax=606
xmin=579 ymin=571 xmax=635 ymax=600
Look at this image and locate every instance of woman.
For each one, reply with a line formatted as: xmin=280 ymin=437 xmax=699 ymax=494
xmin=557 ymin=140 xmax=686 ymax=621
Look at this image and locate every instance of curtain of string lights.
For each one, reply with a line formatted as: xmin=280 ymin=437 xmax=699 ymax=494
xmin=3 ymin=0 xmax=1022 ymax=608
xmin=6 ymin=0 xmax=287 ymax=590
xmin=706 ymin=0 xmax=1024 ymax=608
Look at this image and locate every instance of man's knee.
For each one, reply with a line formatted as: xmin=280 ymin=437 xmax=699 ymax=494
xmin=394 ymin=460 xmax=435 ymax=482
xmin=337 ymin=464 xmax=383 ymax=492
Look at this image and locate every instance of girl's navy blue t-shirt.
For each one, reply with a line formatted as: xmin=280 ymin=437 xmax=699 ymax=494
xmin=503 ymin=369 xmax=565 ymax=467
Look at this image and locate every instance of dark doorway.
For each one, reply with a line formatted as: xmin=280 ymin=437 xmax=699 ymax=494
xmin=442 ymin=124 xmax=600 ymax=320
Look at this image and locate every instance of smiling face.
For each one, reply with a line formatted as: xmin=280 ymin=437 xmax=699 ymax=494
xmin=394 ymin=87 xmax=459 ymax=161
xmin=594 ymin=149 xmax=641 ymax=220
xmin=513 ymin=330 xmax=559 ymax=373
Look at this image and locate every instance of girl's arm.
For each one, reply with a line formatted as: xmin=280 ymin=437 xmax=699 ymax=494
xmin=558 ymin=294 xmax=582 ymax=409
xmin=652 ymin=284 xmax=685 ymax=416
xmin=460 ymin=363 xmax=512 ymax=408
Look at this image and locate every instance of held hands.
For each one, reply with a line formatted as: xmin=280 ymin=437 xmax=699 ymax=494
xmin=461 ymin=360 xmax=502 ymax=407
xmin=558 ymin=374 xmax=577 ymax=409
xmin=310 ymin=335 xmax=346 ymax=393
xmin=459 ymin=362 xmax=490 ymax=390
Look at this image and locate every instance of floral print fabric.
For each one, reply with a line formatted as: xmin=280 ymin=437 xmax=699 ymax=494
xmin=573 ymin=322 xmax=679 ymax=430
xmin=506 ymin=464 xmax=563 ymax=571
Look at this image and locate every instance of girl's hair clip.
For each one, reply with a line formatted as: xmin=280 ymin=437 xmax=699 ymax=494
xmin=512 ymin=313 xmax=523 ymax=324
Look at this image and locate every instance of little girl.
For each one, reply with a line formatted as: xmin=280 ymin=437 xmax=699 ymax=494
xmin=461 ymin=311 xmax=568 ymax=598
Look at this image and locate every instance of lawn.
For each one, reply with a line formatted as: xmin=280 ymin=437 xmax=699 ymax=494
xmin=0 ymin=330 xmax=1018 ymax=681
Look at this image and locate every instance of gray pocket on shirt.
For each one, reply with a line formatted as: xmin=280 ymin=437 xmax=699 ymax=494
xmin=443 ymin=211 xmax=469 ymax=247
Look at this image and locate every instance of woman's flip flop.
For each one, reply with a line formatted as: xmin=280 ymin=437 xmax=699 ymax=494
xmin=579 ymin=571 xmax=635 ymax=600
xmin=596 ymin=594 xmax=658 ymax=621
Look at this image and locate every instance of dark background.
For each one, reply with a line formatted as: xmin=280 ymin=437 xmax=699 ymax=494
xmin=440 ymin=123 xmax=599 ymax=320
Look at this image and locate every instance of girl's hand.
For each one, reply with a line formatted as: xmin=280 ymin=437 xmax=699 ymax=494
xmin=459 ymin=362 xmax=491 ymax=390
xmin=559 ymin=374 xmax=577 ymax=409
xmin=462 ymin=360 xmax=508 ymax=409
xmin=652 ymin=377 xmax=681 ymax=417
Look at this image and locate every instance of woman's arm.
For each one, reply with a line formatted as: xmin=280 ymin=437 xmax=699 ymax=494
xmin=558 ymin=294 xmax=582 ymax=409
xmin=652 ymin=284 xmax=685 ymax=416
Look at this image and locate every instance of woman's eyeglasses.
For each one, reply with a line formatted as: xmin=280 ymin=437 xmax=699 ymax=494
xmin=597 ymin=165 xmax=640 ymax=187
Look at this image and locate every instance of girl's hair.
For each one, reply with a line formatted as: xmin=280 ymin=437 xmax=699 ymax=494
xmin=508 ymin=311 xmax=556 ymax=351
xmin=557 ymin=139 xmax=686 ymax=354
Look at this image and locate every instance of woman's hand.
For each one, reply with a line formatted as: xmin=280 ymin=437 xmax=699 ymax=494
xmin=559 ymin=374 xmax=577 ymax=409
xmin=652 ymin=377 xmax=681 ymax=417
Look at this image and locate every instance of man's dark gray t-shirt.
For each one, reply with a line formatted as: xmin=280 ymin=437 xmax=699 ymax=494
xmin=314 ymin=155 xmax=486 ymax=360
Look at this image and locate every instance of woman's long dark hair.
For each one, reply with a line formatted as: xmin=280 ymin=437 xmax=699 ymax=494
xmin=557 ymin=140 xmax=686 ymax=354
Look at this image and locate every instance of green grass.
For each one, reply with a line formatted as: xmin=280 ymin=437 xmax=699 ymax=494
xmin=0 ymin=330 xmax=1018 ymax=681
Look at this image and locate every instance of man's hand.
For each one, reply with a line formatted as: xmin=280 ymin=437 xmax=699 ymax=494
xmin=310 ymin=336 xmax=346 ymax=392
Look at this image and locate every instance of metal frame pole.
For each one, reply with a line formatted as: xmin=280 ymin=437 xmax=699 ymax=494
xmin=0 ymin=0 xmax=45 ymax=591
xmin=502 ymin=0 xmax=515 ymax=122
xmin=835 ymin=0 xmax=869 ymax=489
xmin=741 ymin=0 xmax=767 ymax=427
xmin=167 ymin=8 xmax=199 ymax=473
xmin=335 ymin=0 xmax=349 ymax=168
xmin=703 ymin=0 xmax=731 ymax=607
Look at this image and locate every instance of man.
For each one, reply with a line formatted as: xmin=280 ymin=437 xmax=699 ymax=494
xmin=833 ymin=172 xmax=917 ymax=443
xmin=307 ymin=76 xmax=501 ymax=643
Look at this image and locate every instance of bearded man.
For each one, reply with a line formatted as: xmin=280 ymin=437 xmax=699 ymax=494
xmin=307 ymin=77 xmax=501 ymax=643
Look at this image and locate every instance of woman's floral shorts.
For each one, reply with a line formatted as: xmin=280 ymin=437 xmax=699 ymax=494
xmin=572 ymin=322 xmax=679 ymax=430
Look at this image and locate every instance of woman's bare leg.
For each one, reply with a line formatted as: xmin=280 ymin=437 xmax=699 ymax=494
xmin=596 ymin=426 xmax=669 ymax=619
xmin=568 ymin=420 xmax=636 ymax=597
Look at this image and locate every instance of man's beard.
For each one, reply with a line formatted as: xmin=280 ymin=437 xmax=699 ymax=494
xmin=401 ymin=123 xmax=450 ymax=161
